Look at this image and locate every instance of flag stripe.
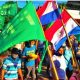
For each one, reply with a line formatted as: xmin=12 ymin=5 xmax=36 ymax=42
xmin=45 ymin=9 xmax=71 ymax=41
xmin=51 ymin=18 xmax=78 ymax=44
xmin=37 ymin=1 xmax=48 ymax=18
xmin=55 ymin=26 xmax=80 ymax=50
xmin=42 ymin=1 xmax=58 ymax=15
xmin=45 ymin=9 xmax=80 ymax=50
xmin=40 ymin=9 xmax=60 ymax=25
xmin=37 ymin=1 xmax=60 ymax=25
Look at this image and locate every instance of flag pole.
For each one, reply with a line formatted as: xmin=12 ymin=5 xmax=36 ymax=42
xmin=60 ymin=6 xmax=79 ymax=70
xmin=65 ymin=8 xmax=80 ymax=26
xmin=35 ymin=1 xmax=59 ymax=79
xmin=47 ymin=43 xmax=59 ymax=80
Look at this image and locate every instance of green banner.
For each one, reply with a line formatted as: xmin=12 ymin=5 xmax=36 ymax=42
xmin=0 ymin=7 xmax=7 ymax=15
xmin=0 ymin=15 xmax=5 ymax=30
xmin=7 ymin=2 xmax=17 ymax=16
xmin=0 ymin=2 xmax=46 ymax=54
xmin=0 ymin=2 xmax=17 ymax=16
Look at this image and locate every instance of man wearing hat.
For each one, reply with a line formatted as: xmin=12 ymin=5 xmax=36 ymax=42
xmin=1 ymin=48 xmax=23 ymax=80
xmin=50 ymin=46 xmax=67 ymax=80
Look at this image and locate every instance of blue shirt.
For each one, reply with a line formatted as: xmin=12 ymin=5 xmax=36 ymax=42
xmin=64 ymin=48 xmax=72 ymax=65
xmin=3 ymin=56 xmax=21 ymax=79
xmin=64 ymin=48 xmax=73 ymax=70
xmin=22 ymin=45 xmax=36 ymax=67
xmin=38 ymin=41 xmax=44 ymax=49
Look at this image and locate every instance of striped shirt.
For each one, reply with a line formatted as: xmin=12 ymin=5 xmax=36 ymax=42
xmin=2 ymin=56 xmax=21 ymax=79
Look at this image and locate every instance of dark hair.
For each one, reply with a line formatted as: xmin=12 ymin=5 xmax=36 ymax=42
xmin=11 ymin=48 xmax=19 ymax=54
xmin=25 ymin=41 xmax=30 ymax=47
xmin=57 ymin=46 xmax=64 ymax=52
xmin=29 ymin=40 xmax=35 ymax=43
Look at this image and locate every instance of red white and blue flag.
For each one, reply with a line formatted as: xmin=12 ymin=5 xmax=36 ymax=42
xmin=37 ymin=1 xmax=60 ymax=25
xmin=45 ymin=9 xmax=80 ymax=50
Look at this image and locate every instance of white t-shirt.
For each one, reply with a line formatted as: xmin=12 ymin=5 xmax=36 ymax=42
xmin=51 ymin=55 xmax=67 ymax=71
xmin=50 ymin=55 xmax=67 ymax=79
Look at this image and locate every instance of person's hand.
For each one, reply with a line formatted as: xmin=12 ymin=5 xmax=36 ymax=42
xmin=26 ymin=55 xmax=32 ymax=59
xmin=28 ymin=53 xmax=38 ymax=60
xmin=72 ymin=63 xmax=77 ymax=68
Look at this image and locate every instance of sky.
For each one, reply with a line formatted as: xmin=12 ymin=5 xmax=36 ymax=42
xmin=0 ymin=1 xmax=45 ymax=8
xmin=0 ymin=0 xmax=68 ymax=9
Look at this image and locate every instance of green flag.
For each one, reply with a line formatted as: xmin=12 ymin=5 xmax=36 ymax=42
xmin=0 ymin=2 xmax=17 ymax=16
xmin=0 ymin=15 xmax=5 ymax=30
xmin=0 ymin=6 xmax=7 ymax=15
xmin=7 ymin=2 xmax=17 ymax=16
xmin=0 ymin=2 xmax=45 ymax=54
xmin=46 ymin=22 xmax=54 ymax=29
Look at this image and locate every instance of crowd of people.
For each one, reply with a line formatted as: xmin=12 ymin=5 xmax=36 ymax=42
xmin=0 ymin=35 xmax=80 ymax=80
xmin=48 ymin=35 xmax=80 ymax=80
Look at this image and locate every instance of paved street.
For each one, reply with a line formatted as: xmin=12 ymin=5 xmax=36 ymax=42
xmin=37 ymin=66 xmax=49 ymax=80
xmin=22 ymin=65 xmax=50 ymax=80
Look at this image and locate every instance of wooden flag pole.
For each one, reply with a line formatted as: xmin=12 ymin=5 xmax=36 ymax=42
xmin=47 ymin=45 xmax=59 ymax=80
xmin=61 ymin=17 xmax=78 ymax=68
xmin=60 ymin=6 xmax=79 ymax=70
xmin=36 ymin=40 xmax=38 ymax=50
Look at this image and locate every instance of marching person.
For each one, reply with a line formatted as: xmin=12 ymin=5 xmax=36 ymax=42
xmin=22 ymin=40 xmax=38 ymax=80
xmin=50 ymin=46 xmax=67 ymax=80
xmin=1 ymin=48 xmax=23 ymax=80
